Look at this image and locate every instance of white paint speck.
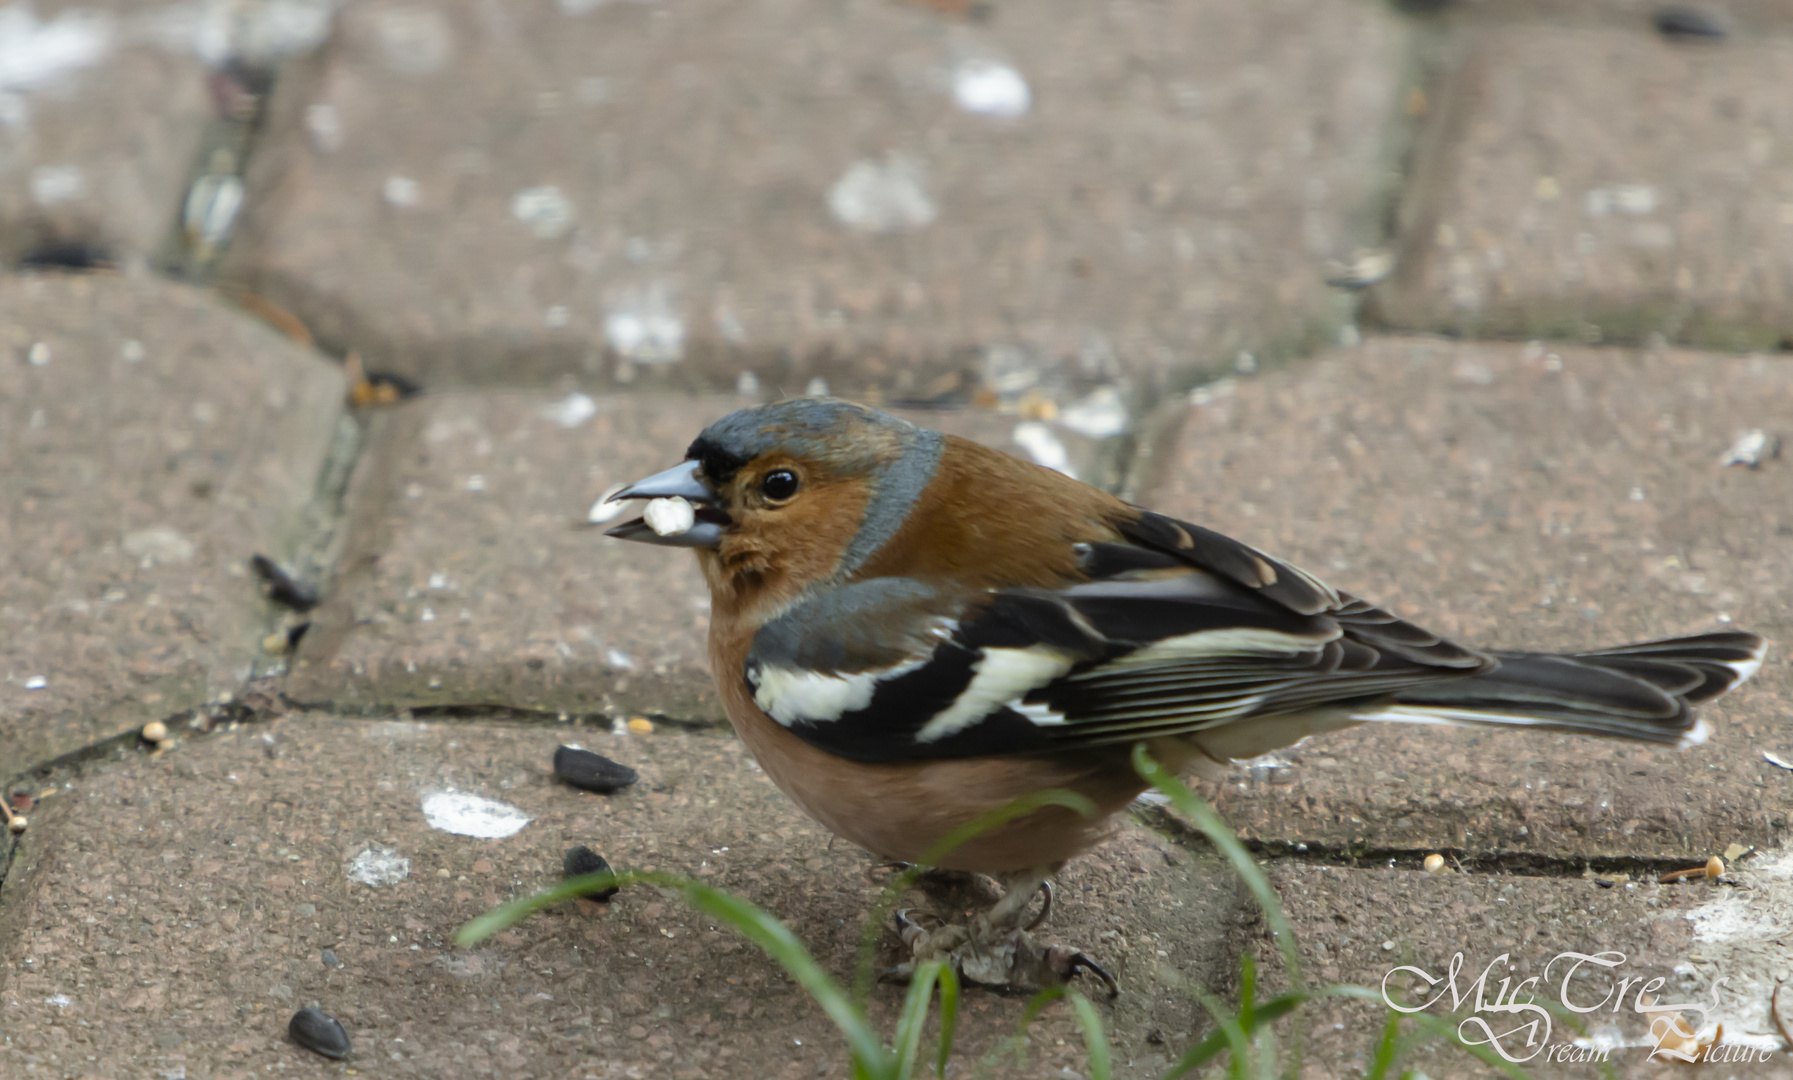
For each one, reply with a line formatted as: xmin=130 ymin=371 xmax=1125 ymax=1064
xmin=512 ymin=185 xmax=575 ymax=239
xmin=604 ymin=285 xmax=684 ymax=364
xmin=383 ymin=175 xmax=420 ymax=207
xmin=828 ymin=154 xmax=936 ymax=234
xmin=45 ymin=994 xmax=71 ymax=1008
xmin=121 ymin=339 xmax=145 ymax=362
xmin=418 ymin=607 xmax=434 ymax=622
xmin=464 ymin=474 xmax=486 ymax=492
xmin=543 ymin=391 xmax=597 ymax=428
xmin=345 ymin=845 xmax=410 ymax=887
xmin=1719 ymin=429 xmax=1777 ymax=468
xmin=605 ymin=648 xmax=635 ymax=671
xmin=303 ymin=102 xmax=341 ymax=150
xmin=27 ymin=342 xmax=50 ymax=366
xmin=122 ymin=526 xmax=195 ymax=565
xmin=1059 ymin=387 xmax=1128 ymax=439
xmin=804 ymin=377 xmax=829 ymax=398
xmin=30 ymin=164 xmax=85 ymax=206
xmin=375 ymin=7 xmax=451 ymax=74
xmin=1012 ymin=422 xmax=1074 ymax=478
xmin=427 ymin=572 xmax=448 ymax=590
xmin=0 ymin=6 xmax=111 ymax=93
xmin=644 ymin=496 xmax=695 ymax=536
xmin=23 ymin=676 xmax=46 ymax=690
xmin=952 ymin=59 xmax=1030 ymax=118
xmin=422 ymin=791 xmax=532 ymax=839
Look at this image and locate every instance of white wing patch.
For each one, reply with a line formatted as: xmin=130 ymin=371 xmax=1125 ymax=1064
xmin=751 ymin=660 xmax=924 ymax=727
xmin=915 ymin=646 xmax=1076 ymax=743
xmin=1096 ymin=627 xmax=1336 ymax=671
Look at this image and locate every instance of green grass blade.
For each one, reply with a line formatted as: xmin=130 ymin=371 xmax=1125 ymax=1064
xmin=454 ymin=869 xmax=626 ymax=946
xmin=934 ymin=965 xmax=959 ymax=1077
xmin=851 ymin=789 xmax=1099 ymax=1003
xmin=892 ymin=962 xmax=942 ymax=1079
xmin=1068 ymin=992 xmax=1113 ymax=1080
xmin=1366 ymin=1009 xmax=1403 ymax=1080
xmin=1131 ymin=746 xmax=1303 ymax=990
xmin=456 ymin=869 xmax=896 ymax=1077
xmin=1189 ymin=984 xmax=1254 ymax=1079
xmin=678 ymin=882 xmax=894 ymax=1077
xmin=1158 ymin=991 xmax=1310 ymax=1079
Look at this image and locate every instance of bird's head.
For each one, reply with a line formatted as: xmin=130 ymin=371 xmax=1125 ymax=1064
xmin=604 ymin=398 xmax=946 ymax=591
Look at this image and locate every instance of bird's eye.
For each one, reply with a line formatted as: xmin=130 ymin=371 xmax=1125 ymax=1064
xmin=759 ymin=469 xmax=800 ymax=501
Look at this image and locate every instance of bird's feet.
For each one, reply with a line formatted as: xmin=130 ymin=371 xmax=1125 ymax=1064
xmin=884 ymin=877 xmax=1118 ymax=996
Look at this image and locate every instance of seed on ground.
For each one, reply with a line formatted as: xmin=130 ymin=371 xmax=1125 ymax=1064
xmin=142 ymin=721 xmax=169 ymax=743
xmin=289 ymin=1007 xmax=351 ymax=1059
xmin=563 ymin=846 xmax=619 ymax=902
xmin=1423 ymin=854 xmax=1445 ymax=872
xmin=553 ymin=746 xmax=639 ymax=794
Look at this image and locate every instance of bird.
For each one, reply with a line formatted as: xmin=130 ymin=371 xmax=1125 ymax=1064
xmin=602 ymin=397 xmax=1767 ymax=992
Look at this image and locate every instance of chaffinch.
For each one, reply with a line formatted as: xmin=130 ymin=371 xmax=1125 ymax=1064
xmin=605 ymin=398 xmax=1766 ymax=990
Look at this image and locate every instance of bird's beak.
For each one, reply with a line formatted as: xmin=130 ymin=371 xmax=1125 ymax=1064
xmin=602 ymin=460 xmax=727 ymax=548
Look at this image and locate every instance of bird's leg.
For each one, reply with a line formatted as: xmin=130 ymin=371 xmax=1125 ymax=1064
xmin=888 ymin=871 xmax=1117 ymax=996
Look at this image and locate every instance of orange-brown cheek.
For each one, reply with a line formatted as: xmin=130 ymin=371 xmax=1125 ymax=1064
xmin=718 ymin=482 xmax=868 ymax=600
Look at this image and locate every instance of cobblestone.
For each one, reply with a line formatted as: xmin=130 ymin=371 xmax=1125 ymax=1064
xmin=0 ymin=0 xmax=213 ymax=268
xmin=1373 ymin=22 xmax=1793 ymax=350
xmin=0 ymin=713 xmax=1240 ymax=1079
xmin=225 ymin=0 xmax=1406 ymax=396
xmin=0 ymin=272 xmax=343 ymax=777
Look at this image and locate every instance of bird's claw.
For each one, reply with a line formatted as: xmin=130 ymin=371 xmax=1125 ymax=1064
xmin=887 ymin=901 xmax=1117 ymax=995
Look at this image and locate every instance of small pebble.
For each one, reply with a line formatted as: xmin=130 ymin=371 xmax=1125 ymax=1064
xmin=320 ymin=949 xmax=339 ymax=967
xmin=563 ymin=846 xmax=619 ymax=901
xmin=626 ymin=717 xmax=655 ymax=735
xmin=288 ymin=1007 xmax=351 ymax=1059
xmin=23 ymin=675 xmax=46 ymax=690
xmin=553 ymin=746 xmax=639 ymax=793
xmin=1423 ymin=854 xmax=1445 ymax=873
xmin=142 ymin=721 xmax=169 ymax=743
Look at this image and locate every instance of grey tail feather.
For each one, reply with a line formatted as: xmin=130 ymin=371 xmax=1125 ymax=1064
xmin=1356 ymin=631 xmax=1767 ymax=747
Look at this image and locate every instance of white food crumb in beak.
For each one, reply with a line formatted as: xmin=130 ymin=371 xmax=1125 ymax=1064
xmin=644 ymin=496 xmax=696 ymax=536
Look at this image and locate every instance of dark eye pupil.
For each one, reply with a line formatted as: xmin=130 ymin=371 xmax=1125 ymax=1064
xmin=761 ymin=470 xmax=799 ymax=500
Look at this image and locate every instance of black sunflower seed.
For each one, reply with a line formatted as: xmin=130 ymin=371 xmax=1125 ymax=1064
xmin=563 ymin=846 xmax=619 ymax=901
xmin=553 ymin=746 xmax=639 ymax=794
xmin=1653 ymin=5 xmax=1728 ymax=40
xmin=289 ymin=1007 xmax=351 ymax=1059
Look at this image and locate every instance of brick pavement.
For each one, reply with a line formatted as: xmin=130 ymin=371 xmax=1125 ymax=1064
xmin=2 ymin=1 xmax=1791 ymax=1076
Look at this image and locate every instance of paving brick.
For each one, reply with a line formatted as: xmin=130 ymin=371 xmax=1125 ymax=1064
xmin=1144 ymin=336 xmax=1791 ymax=861
xmin=0 ymin=272 xmax=345 ymax=777
xmin=0 ymin=0 xmax=212 ymax=267
xmin=1266 ymin=859 xmax=1793 ymax=1076
xmin=1372 ymin=23 xmax=1793 ymax=350
xmin=225 ymin=0 xmax=1406 ymax=396
xmin=0 ymin=713 xmax=1242 ymax=1078
xmin=288 ymin=390 xmax=1111 ymax=720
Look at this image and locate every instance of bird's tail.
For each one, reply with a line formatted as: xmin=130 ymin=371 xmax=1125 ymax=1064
xmin=1357 ymin=631 xmax=1767 ymax=748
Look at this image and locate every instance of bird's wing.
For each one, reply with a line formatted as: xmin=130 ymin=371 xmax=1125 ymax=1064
xmin=745 ymin=514 xmax=1494 ymax=763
